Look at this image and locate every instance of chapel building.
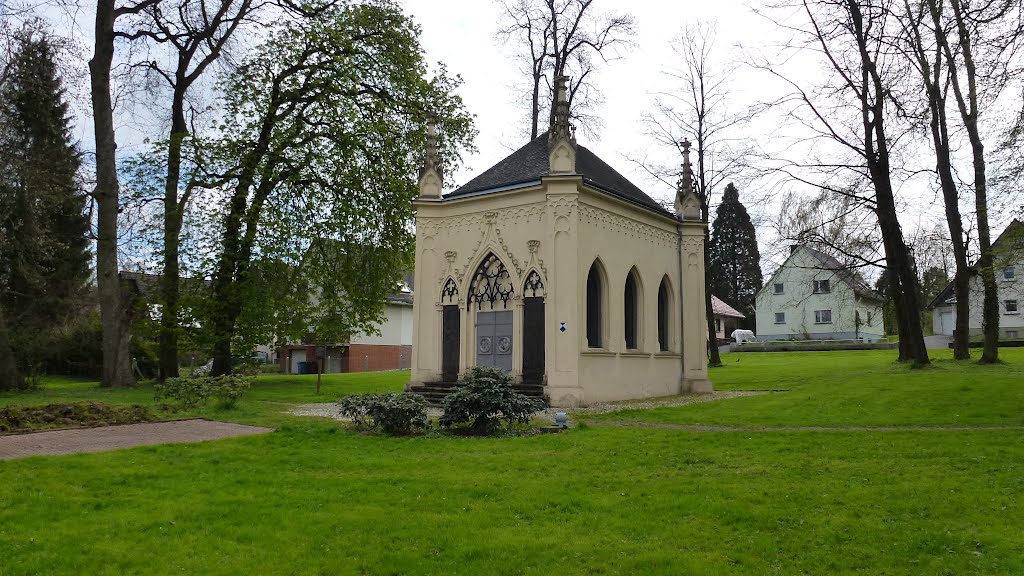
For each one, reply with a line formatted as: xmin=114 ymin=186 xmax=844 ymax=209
xmin=409 ymin=77 xmax=711 ymax=407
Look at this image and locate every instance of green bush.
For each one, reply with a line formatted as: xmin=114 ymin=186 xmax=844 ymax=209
xmin=337 ymin=394 xmax=374 ymax=429
xmin=337 ymin=392 xmax=428 ymax=435
xmin=154 ymin=375 xmax=252 ymax=409
xmin=439 ymin=367 xmax=544 ymax=434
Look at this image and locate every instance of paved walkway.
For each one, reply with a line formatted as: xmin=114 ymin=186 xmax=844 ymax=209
xmin=924 ymin=335 xmax=953 ymax=350
xmin=0 ymin=419 xmax=272 ymax=461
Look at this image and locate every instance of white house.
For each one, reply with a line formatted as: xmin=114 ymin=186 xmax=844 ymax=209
xmin=408 ymin=77 xmax=711 ymax=407
xmin=754 ymin=245 xmax=885 ymax=341
xmin=929 ymin=219 xmax=1024 ymax=339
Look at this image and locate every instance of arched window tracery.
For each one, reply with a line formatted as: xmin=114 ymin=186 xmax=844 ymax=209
xmin=524 ymin=270 xmax=545 ymax=298
xmin=441 ymin=277 xmax=459 ymax=303
xmin=467 ymin=252 xmax=514 ymax=310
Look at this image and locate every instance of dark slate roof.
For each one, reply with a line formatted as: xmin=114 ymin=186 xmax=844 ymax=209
xmin=801 ymin=247 xmax=885 ymax=301
xmin=446 ymin=132 xmax=674 ymax=217
xmin=928 ymin=281 xmax=956 ymax=309
xmin=928 ymin=218 xmax=1023 ymax=308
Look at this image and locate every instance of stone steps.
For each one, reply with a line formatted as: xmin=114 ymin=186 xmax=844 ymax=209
xmin=409 ymin=382 xmax=547 ymax=407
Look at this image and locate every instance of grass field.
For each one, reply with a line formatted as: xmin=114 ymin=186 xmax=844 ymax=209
xmin=1 ymin=351 xmax=1022 ymax=575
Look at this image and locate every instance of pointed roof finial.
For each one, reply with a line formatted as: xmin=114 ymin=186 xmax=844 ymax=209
xmin=675 ymin=138 xmax=700 ymax=219
xmin=549 ymin=75 xmax=574 ymax=143
xmin=678 ymin=138 xmax=694 ymax=195
xmin=418 ymin=114 xmax=443 ymax=198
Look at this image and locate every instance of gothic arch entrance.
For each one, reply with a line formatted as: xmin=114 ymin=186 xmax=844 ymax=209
xmin=468 ymin=253 xmax=514 ymax=371
xmin=522 ymin=270 xmax=546 ymax=383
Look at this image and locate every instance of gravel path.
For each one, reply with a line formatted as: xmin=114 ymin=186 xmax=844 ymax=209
xmin=288 ymin=390 xmax=771 ymax=422
xmin=0 ymin=419 xmax=272 ymax=461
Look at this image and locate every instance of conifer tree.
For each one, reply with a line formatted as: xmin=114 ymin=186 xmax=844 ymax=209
xmin=0 ymin=29 xmax=90 ymax=387
xmin=708 ymin=183 xmax=762 ymax=328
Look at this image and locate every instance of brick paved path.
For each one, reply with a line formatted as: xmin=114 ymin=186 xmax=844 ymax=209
xmin=0 ymin=419 xmax=272 ymax=460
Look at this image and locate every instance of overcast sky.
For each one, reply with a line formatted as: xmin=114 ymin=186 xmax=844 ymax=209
xmin=25 ymin=0 xmax=1020 ymax=275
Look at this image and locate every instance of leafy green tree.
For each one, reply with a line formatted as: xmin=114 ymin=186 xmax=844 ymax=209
xmin=193 ymin=1 xmax=475 ymax=375
xmin=0 ymin=29 xmax=90 ymax=388
xmin=708 ymin=183 xmax=762 ymax=328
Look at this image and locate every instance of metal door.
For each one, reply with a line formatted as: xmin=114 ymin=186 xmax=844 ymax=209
xmin=522 ymin=297 xmax=545 ymax=382
xmin=476 ymin=310 xmax=513 ymax=371
xmin=442 ymin=305 xmax=460 ymax=382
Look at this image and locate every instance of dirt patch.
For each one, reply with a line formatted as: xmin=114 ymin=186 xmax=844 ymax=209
xmin=0 ymin=402 xmax=156 ymax=434
xmin=0 ymin=419 xmax=272 ymax=460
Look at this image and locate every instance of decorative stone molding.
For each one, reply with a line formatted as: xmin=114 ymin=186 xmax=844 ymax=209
xmin=580 ymin=205 xmax=678 ymax=248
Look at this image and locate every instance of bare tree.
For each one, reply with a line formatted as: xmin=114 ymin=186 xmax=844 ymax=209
xmin=895 ymin=0 xmax=973 ymax=358
xmin=90 ymin=0 xmax=163 ymax=387
xmin=754 ymin=0 xmax=930 ymax=365
xmin=122 ymin=0 xmax=259 ymax=380
xmin=496 ymin=0 xmax=634 ymax=141
xmin=932 ymin=0 xmax=1021 ymax=363
xmin=633 ymin=21 xmax=756 ymax=366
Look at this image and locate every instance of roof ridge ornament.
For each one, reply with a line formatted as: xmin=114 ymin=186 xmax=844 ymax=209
xmin=418 ymin=114 xmax=443 ymax=199
xmin=675 ymin=138 xmax=701 ymax=220
xmin=548 ymin=75 xmax=577 ymax=175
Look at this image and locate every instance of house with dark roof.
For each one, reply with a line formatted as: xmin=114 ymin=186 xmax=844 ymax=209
xmin=754 ymin=245 xmax=885 ymax=341
xmin=928 ymin=219 xmax=1024 ymax=339
xmin=711 ymin=295 xmax=745 ymax=343
xmin=408 ymin=76 xmax=711 ymax=407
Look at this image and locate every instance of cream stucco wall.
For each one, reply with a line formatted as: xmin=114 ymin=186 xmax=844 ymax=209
xmin=410 ymin=175 xmax=709 ymax=407
xmin=755 ymin=248 xmax=884 ymax=341
xmin=350 ymin=303 xmax=414 ymax=346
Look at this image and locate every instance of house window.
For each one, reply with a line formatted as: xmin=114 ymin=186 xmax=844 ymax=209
xmin=715 ymin=318 xmax=722 ymax=332
xmin=774 ymin=312 xmax=785 ymax=324
xmin=624 ymin=270 xmax=639 ymax=350
xmin=1004 ymin=266 xmax=1016 ymax=281
xmin=813 ymin=279 xmax=831 ymax=294
xmin=773 ymin=283 xmax=784 ymax=294
xmin=815 ymin=309 xmax=832 ymax=324
xmin=1005 ymin=300 xmax=1019 ymax=314
xmin=1007 ymin=330 xmax=1019 ymax=339
xmin=586 ymin=262 xmax=604 ymax=348
xmin=657 ymin=278 xmax=670 ymax=352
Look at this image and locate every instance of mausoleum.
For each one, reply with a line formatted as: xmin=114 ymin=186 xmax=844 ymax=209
xmin=409 ymin=77 xmax=711 ymax=407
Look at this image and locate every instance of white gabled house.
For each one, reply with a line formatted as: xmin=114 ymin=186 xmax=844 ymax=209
xmin=754 ymin=245 xmax=885 ymax=341
xmin=929 ymin=219 xmax=1024 ymax=339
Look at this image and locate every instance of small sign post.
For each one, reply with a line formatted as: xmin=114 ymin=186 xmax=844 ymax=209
xmin=315 ymin=346 xmax=326 ymax=395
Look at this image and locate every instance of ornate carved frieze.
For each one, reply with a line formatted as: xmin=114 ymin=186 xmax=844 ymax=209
xmin=580 ymin=204 xmax=678 ymax=248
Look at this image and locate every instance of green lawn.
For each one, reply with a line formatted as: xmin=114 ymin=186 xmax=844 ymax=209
xmin=1 ymin=354 xmax=1023 ymax=574
xmin=592 ymin=347 xmax=1024 ymax=427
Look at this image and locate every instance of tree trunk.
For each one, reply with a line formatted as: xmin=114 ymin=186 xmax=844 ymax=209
xmin=945 ymin=0 xmax=998 ymax=363
xmin=159 ymin=89 xmax=187 ymax=380
xmin=90 ymin=0 xmax=134 ymax=387
xmin=0 ymin=300 xmax=23 ymax=391
xmin=704 ymin=227 xmax=722 ymax=366
xmin=848 ymin=0 xmax=928 ymax=366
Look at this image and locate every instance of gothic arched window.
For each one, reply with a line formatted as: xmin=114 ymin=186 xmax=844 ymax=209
xmin=624 ymin=269 xmax=640 ymax=350
xmin=441 ymin=277 xmax=459 ymax=304
xmin=467 ymin=253 xmax=514 ymax=310
xmin=586 ymin=261 xmax=604 ymax=348
xmin=658 ymin=276 xmax=671 ymax=351
xmin=524 ymin=270 xmax=545 ymax=297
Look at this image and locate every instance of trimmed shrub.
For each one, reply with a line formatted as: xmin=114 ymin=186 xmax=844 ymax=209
xmin=337 ymin=392 xmax=428 ymax=435
xmin=154 ymin=375 xmax=252 ymax=409
xmin=440 ymin=367 xmax=544 ymax=434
